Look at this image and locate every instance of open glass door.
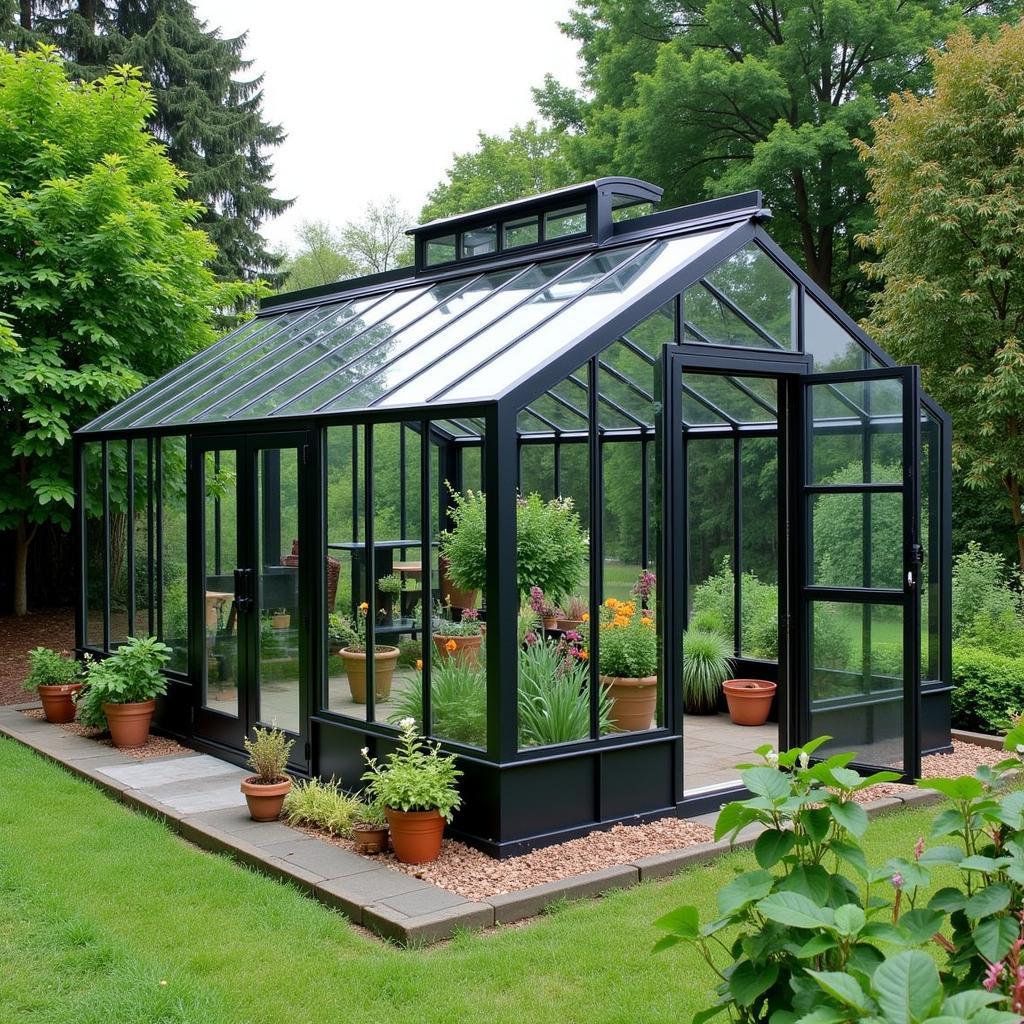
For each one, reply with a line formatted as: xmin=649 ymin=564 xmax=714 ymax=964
xmin=798 ymin=366 xmax=921 ymax=779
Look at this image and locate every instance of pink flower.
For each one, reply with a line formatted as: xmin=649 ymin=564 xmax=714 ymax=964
xmin=891 ymin=873 xmax=904 ymax=889
xmin=914 ymin=837 xmax=925 ymax=862
xmin=984 ymin=961 xmax=1005 ymax=991
xmin=632 ymin=569 xmax=657 ymax=602
xmin=462 ymin=608 xmax=479 ymax=621
xmin=524 ymin=631 xmax=539 ymax=647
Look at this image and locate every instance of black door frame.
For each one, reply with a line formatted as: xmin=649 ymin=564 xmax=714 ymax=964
xmin=187 ymin=429 xmax=313 ymax=772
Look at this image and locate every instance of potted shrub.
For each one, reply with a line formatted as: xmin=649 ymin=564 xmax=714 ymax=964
xmin=682 ymin=627 xmax=734 ymax=716
xmin=74 ymin=636 xmax=170 ymax=748
xmin=598 ymin=597 xmax=659 ymax=732
xmin=556 ymin=593 xmax=588 ymax=632
xmin=723 ymin=677 xmax=777 ymax=726
xmin=361 ymin=718 xmax=461 ymax=864
xmin=352 ymin=801 xmax=390 ymax=855
xmin=241 ymin=724 xmax=294 ymax=820
xmin=23 ymin=647 xmax=83 ymax=723
xmin=529 ymin=586 xmax=559 ymax=631
xmin=432 ymin=603 xmax=484 ymax=666
xmin=334 ymin=604 xmax=399 ymax=704
xmin=376 ymin=572 xmax=409 ymax=625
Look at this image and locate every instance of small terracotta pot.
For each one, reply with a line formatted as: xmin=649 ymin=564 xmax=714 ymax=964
xmin=439 ymin=555 xmax=477 ymax=611
xmin=723 ymin=679 xmax=777 ymax=726
xmin=241 ymin=776 xmax=292 ymax=821
xmin=103 ymin=699 xmax=156 ymax=748
xmin=432 ymin=632 xmax=482 ymax=667
xmin=542 ymin=615 xmax=559 ymax=631
xmin=353 ymin=822 xmax=389 ymax=855
xmin=341 ymin=646 xmax=400 ymax=703
xmin=38 ymin=683 xmax=82 ymax=724
xmin=600 ymin=675 xmax=658 ymax=732
xmin=556 ymin=618 xmax=584 ymax=633
xmin=386 ymin=807 xmax=446 ymax=864
xmin=271 ymin=613 xmax=291 ymax=629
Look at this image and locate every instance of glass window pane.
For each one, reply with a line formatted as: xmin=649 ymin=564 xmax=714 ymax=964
xmin=520 ymin=444 xmax=555 ymax=500
xmin=740 ymin=437 xmax=779 ymax=659
xmin=159 ymin=436 xmax=189 ymax=673
xmin=685 ymin=285 xmax=773 ymax=349
xmin=108 ymin=440 xmax=130 ymax=646
xmin=426 ymin=234 xmax=456 ymax=265
xmin=811 ymin=491 xmax=903 ymax=589
xmin=504 ymin=216 xmax=538 ymax=248
xmin=921 ymin=408 xmax=941 ymax=680
xmin=133 ymin=440 xmax=152 ymax=637
xmin=84 ymin=442 xmax=105 ymax=648
xmin=545 ymin=205 xmax=587 ymax=239
xmin=461 ymin=224 xmax=497 ymax=258
xmin=805 ymin=295 xmax=872 ymax=371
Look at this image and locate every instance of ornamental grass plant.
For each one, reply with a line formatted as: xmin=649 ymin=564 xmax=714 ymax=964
xmin=243 ymin=724 xmax=293 ymax=785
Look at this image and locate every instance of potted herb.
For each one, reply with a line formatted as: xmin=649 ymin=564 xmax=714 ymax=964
xmin=556 ymin=594 xmax=588 ymax=632
xmin=23 ymin=647 xmax=83 ymax=723
xmin=529 ymin=586 xmax=559 ymax=631
xmin=337 ymin=603 xmax=399 ymax=704
xmin=598 ymin=598 xmax=659 ymax=732
xmin=432 ymin=602 xmax=484 ymax=666
xmin=682 ymin=627 xmax=734 ymax=716
xmin=74 ymin=636 xmax=170 ymax=748
xmin=361 ymin=718 xmax=461 ymax=864
xmin=241 ymin=724 xmax=294 ymax=821
xmin=352 ymin=800 xmax=390 ymax=855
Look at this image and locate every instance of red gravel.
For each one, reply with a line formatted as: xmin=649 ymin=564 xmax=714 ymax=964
xmin=0 ymin=607 xmax=75 ymax=705
xmin=19 ymin=708 xmax=191 ymax=761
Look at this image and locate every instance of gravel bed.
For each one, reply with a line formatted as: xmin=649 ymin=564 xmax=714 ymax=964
xmin=0 ymin=608 xmax=75 ymax=705
xmin=19 ymin=708 xmax=191 ymax=761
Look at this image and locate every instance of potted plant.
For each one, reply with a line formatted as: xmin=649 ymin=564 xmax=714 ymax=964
xmin=556 ymin=594 xmax=588 ymax=632
xmin=240 ymin=724 xmax=294 ymax=821
xmin=432 ymin=602 xmax=484 ymax=666
xmin=74 ymin=636 xmax=171 ymax=748
xmin=361 ymin=718 xmax=461 ymax=864
xmin=336 ymin=603 xmax=399 ymax=704
xmin=682 ymin=627 xmax=734 ymax=716
xmin=376 ymin=572 xmax=404 ymax=625
xmin=352 ymin=800 xmax=390 ymax=855
xmin=597 ymin=597 xmax=659 ymax=732
xmin=723 ymin=677 xmax=777 ymax=726
xmin=529 ymin=586 xmax=559 ymax=631
xmin=270 ymin=608 xmax=291 ymax=629
xmin=23 ymin=647 xmax=83 ymax=723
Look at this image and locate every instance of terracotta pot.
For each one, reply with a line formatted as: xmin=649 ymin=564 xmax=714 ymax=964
xmin=353 ymin=822 xmax=389 ymax=855
xmin=102 ymin=699 xmax=156 ymax=749
xmin=556 ymin=618 xmax=584 ymax=633
xmin=432 ymin=632 xmax=482 ymax=667
xmin=723 ymin=679 xmax=777 ymax=727
xmin=600 ymin=675 xmax=658 ymax=732
xmin=341 ymin=646 xmax=399 ymax=704
xmin=241 ymin=776 xmax=292 ymax=821
xmin=542 ymin=615 xmax=559 ymax=631
xmin=386 ymin=807 xmax=445 ymax=864
xmin=271 ymin=613 xmax=291 ymax=629
xmin=38 ymin=682 xmax=82 ymax=724
xmin=439 ymin=555 xmax=477 ymax=611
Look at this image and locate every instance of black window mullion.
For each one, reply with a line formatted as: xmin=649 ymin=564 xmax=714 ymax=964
xmin=102 ymin=441 xmax=110 ymax=651
xmin=420 ymin=418 xmax=432 ymax=738
xmin=587 ymin=357 xmax=603 ymax=741
xmin=127 ymin=438 xmax=136 ymax=639
xmin=363 ymin=424 xmax=375 ymax=722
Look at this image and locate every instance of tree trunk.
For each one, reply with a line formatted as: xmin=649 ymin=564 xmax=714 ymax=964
xmin=19 ymin=0 xmax=31 ymax=30
xmin=1006 ymin=473 xmax=1024 ymax=573
xmin=13 ymin=516 xmax=31 ymax=617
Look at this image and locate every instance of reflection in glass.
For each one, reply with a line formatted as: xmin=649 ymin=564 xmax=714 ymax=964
xmin=504 ymin=216 xmax=538 ymax=248
xmin=804 ymin=295 xmax=869 ymax=371
xmin=107 ymin=440 xmax=130 ymax=645
xmin=83 ymin=442 xmax=105 ymax=649
xmin=426 ymin=235 xmax=456 ymax=265
xmin=462 ymin=225 xmax=497 ymax=258
xmin=545 ymin=205 xmax=587 ymax=239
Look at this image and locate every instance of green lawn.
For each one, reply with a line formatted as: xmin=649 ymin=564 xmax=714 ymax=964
xmin=0 ymin=736 xmax=947 ymax=1024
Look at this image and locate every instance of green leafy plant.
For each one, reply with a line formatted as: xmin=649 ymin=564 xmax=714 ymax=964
xmin=377 ymin=572 xmax=414 ymax=595
xmin=951 ymin=644 xmax=1024 ymax=734
xmin=681 ymin=628 xmax=734 ymax=715
xmin=22 ymin=647 xmax=81 ymax=693
xmin=432 ymin=601 xmax=484 ymax=637
xmin=597 ymin=598 xmax=658 ymax=679
xmin=75 ymin=636 xmax=171 ymax=729
xmin=354 ymin=800 xmax=389 ymax=828
xmin=361 ymin=719 xmax=462 ymax=821
xmin=327 ymin=612 xmax=359 ymax=650
xmin=390 ymin=660 xmax=488 ymax=747
xmin=283 ymin=777 xmax=363 ymax=837
xmin=243 ymin=724 xmax=293 ymax=785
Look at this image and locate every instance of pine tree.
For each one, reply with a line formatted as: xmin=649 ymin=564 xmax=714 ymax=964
xmin=3 ymin=1 xmax=290 ymax=282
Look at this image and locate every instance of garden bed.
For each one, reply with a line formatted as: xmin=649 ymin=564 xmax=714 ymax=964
xmin=0 ymin=608 xmax=75 ymax=705
xmin=19 ymin=707 xmax=191 ymax=761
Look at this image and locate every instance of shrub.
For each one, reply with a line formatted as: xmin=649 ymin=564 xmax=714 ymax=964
xmin=953 ymin=541 xmax=1022 ymax=640
xmin=75 ymin=636 xmax=171 ymax=729
xmin=23 ymin=647 xmax=80 ymax=692
xmin=243 ymin=724 xmax=293 ymax=785
xmin=432 ymin=603 xmax=484 ymax=637
xmin=390 ymin=660 xmax=488 ymax=747
xmin=951 ymin=644 xmax=1024 ymax=734
xmin=690 ymin=562 xmax=780 ymax=659
xmin=681 ymin=628 xmax=733 ymax=714
xmin=328 ymin=612 xmax=359 ymax=650
xmin=283 ymin=777 xmax=363 ymax=836
xmin=597 ymin=598 xmax=658 ymax=678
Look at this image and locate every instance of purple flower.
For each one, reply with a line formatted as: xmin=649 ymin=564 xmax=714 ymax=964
xmin=984 ymin=960 xmax=1005 ymax=991
xmin=524 ymin=630 xmax=538 ymax=647
xmin=462 ymin=608 xmax=479 ymax=621
xmin=891 ymin=873 xmax=904 ymax=889
xmin=632 ymin=570 xmax=657 ymax=602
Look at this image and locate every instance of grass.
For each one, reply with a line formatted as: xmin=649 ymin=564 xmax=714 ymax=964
xmin=0 ymin=735 xmax=950 ymax=1024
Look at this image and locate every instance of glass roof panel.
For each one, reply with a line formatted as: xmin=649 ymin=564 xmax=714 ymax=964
xmin=804 ymin=294 xmax=875 ymax=372
xmin=684 ymin=284 xmax=774 ymax=349
xmin=529 ymin=391 xmax=587 ymax=432
xmin=517 ymin=408 xmax=555 ymax=434
xmin=621 ymin=299 xmax=676 ymax=360
xmin=681 ymin=385 xmax=730 ymax=426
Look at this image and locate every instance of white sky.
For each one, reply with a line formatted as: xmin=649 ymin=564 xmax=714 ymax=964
xmin=191 ymin=1 xmax=582 ymax=256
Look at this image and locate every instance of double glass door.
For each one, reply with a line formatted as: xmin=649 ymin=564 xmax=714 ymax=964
xmin=190 ymin=431 xmax=311 ymax=771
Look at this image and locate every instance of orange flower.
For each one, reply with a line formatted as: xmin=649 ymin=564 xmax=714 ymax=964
xmin=641 ymin=617 xmax=653 ymax=627
xmin=359 ymin=601 xmax=369 ymax=612
xmin=445 ymin=638 xmax=458 ymax=653
xmin=577 ymin=649 xmax=589 ymax=660
xmin=605 ymin=597 xmax=619 ymax=609
xmin=415 ymin=659 xmax=423 ymax=671
xmin=582 ymin=612 xmax=590 ymax=623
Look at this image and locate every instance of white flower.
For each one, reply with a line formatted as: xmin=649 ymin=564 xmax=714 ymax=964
xmin=399 ymin=717 xmax=415 ymax=731
xmin=766 ymin=748 xmax=779 ymax=767
xmin=360 ymin=747 xmax=369 ymax=758
xmin=798 ymin=752 xmax=810 ymax=770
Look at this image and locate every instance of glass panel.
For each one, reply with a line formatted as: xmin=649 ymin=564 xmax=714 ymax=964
xmin=804 ymin=295 xmax=871 ymax=371
xmin=684 ymin=374 xmax=777 ymax=425
xmin=202 ymin=449 xmax=238 ymax=717
xmin=810 ymin=601 xmax=904 ymax=770
xmin=462 ymin=225 xmax=497 ymax=258
xmin=520 ymin=444 xmax=555 ymax=500
xmin=426 ymin=234 xmax=456 ymax=265
xmin=133 ymin=440 xmax=152 ymax=637
xmin=682 ymin=385 xmax=730 ymax=426
xmin=529 ymin=392 xmax=587 ymax=432
xmin=108 ymin=440 xmax=130 ymax=645
xmin=504 ymin=216 xmax=538 ymax=248
xmin=811 ymin=491 xmax=903 ymax=589
xmin=623 ymin=299 xmax=676 ymax=360
xmin=599 ymin=344 xmax=656 ymax=427
xmin=83 ymin=443 xmax=105 ymax=648
xmin=685 ymin=285 xmax=773 ymax=349
xmin=159 ymin=437 xmax=189 ymax=673
xmin=740 ymin=436 xmax=779 ymax=659
xmin=603 ymin=441 xmax=643 ymax=602
xmin=545 ymin=205 xmax=587 ymax=239
xmin=921 ymin=408 xmax=941 ymax=680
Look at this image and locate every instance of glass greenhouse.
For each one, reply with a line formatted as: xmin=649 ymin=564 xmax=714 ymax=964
xmin=75 ymin=179 xmax=952 ymax=855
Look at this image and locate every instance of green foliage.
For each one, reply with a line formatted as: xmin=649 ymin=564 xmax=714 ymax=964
xmin=337 ymin=196 xmax=414 ymax=274
xmin=283 ymin=777 xmax=364 ymax=838
xmin=432 ymin=603 xmax=484 ymax=637
xmin=681 ymin=628 xmax=733 ymax=714
xmin=861 ymin=24 xmax=1024 ymax=567
xmin=75 ymin=636 xmax=170 ymax=728
xmin=243 ymin=724 xmax=293 ymax=785
xmin=278 ymin=220 xmax=359 ymax=291
xmin=691 ymin=561 xmax=780 ymax=659
xmin=597 ymin=599 xmax=658 ymax=678
xmin=23 ymin=646 xmax=81 ymax=692
xmin=327 ymin=612 xmax=359 ymax=650
xmin=440 ymin=487 xmax=588 ymax=604
xmin=951 ymin=645 xmax=1024 ymax=734
xmin=953 ymin=542 xmax=1024 ymax=651
xmin=390 ymin=659 xmax=489 ymax=748
xmin=361 ymin=719 xmax=462 ymax=821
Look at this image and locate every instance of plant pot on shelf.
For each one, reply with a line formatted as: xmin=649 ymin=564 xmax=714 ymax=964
xmin=600 ymin=675 xmax=658 ymax=732
xmin=340 ymin=646 xmax=400 ymax=704
xmin=432 ymin=632 xmax=482 ymax=667
xmin=38 ymin=683 xmax=82 ymax=724
xmin=102 ymin=699 xmax=156 ymax=749
xmin=723 ymin=679 xmax=777 ymax=727
xmin=541 ymin=615 xmax=559 ymax=631
xmin=353 ymin=822 xmax=389 ymax=855
xmin=240 ymin=776 xmax=292 ymax=821
xmin=439 ymin=555 xmax=477 ymax=611
xmin=386 ymin=807 xmax=445 ymax=864
xmin=270 ymin=613 xmax=291 ymax=629
xmin=556 ymin=618 xmax=584 ymax=633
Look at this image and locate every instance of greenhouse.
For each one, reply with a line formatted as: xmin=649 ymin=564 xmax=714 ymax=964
xmin=74 ymin=178 xmax=952 ymax=855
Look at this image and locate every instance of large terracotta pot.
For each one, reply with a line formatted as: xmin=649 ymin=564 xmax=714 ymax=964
xmin=600 ymin=675 xmax=658 ymax=732
xmin=439 ymin=556 xmax=477 ymax=611
xmin=556 ymin=618 xmax=584 ymax=633
xmin=240 ymin=776 xmax=292 ymax=821
xmin=723 ymin=679 xmax=777 ymax=727
xmin=102 ymin=699 xmax=156 ymax=749
xmin=341 ymin=646 xmax=399 ymax=704
xmin=432 ymin=632 xmax=482 ymax=667
xmin=386 ymin=807 xmax=445 ymax=864
xmin=38 ymin=683 xmax=82 ymax=724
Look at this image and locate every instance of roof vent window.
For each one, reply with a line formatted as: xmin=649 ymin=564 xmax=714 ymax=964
xmin=544 ymin=205 xmax=587 ymax=240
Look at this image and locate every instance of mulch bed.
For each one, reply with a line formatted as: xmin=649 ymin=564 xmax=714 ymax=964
xmin=0 ymin=607 xmax=75 ymax=706
xmin=19 ymin=708 xmax=190 ymax=761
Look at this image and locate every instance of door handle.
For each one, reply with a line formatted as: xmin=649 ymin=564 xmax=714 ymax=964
xmin=234 ymin=568 xmax=255 ymax=611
